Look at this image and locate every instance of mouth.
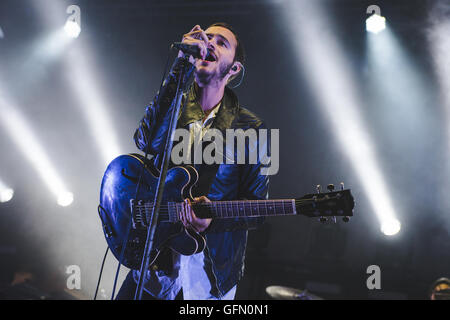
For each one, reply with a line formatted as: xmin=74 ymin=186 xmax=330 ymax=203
xmin=204 ymin=51 xmax=217 ymax=62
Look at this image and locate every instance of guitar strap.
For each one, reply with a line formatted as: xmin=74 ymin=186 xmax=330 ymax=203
xmin=191 ymin=161 xmax=220 ymax=198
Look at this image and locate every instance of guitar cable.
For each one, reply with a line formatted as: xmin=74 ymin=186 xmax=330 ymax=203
xmin=109 ymin=47 xmax=174 ymax=300
xmin=93 ymin=245 xmax=109 ymax=300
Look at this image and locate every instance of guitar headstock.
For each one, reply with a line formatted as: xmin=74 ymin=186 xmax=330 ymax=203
xmin=295 ymin=183 xmax=355 ymax=222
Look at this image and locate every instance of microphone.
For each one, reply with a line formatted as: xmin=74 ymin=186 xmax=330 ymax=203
xmin=172 ymin=42 xmax=209 ymax=60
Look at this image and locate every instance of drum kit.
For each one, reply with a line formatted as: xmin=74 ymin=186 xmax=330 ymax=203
xmin=265 ymin=285 xmax=323 ymax=300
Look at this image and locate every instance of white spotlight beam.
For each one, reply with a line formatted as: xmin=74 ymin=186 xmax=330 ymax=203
xmin=0 ymin=86 xmax=73 ymax=206
xmin=280 ymin=1 xmax=400 ymax=235
xmin=31 ymin=0 xmax=122 ymax=168
xmin=12 ymin=29 xmax=74 ymax=94
xmin=429 ymin=21 xmax=450 ymax=110
xmin=63 ymin=46 xmax=122 ymax=166
xmin=428 ymin=2 xmax=450 ymax=216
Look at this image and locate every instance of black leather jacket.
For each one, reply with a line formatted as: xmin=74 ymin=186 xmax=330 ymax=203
xmin=134 ymin=57 xmax=269 ymax=297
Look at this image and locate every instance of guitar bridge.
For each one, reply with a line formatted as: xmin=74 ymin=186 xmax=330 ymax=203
xmin=130 ymin=199 xmax=148 ymax=229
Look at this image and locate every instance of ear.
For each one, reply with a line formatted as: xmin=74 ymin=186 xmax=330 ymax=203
xmin=229 ymin=61 xmax=243 ymax=76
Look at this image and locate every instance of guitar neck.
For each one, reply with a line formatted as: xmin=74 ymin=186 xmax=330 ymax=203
xmin=177 ymin=199 xmax=297 ymax=220
xmin=131 ymin=189 xmax=354 ymax=226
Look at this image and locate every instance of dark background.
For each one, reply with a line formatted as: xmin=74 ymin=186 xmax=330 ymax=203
xmin=0 ymin=0 xmax=449 ymax=300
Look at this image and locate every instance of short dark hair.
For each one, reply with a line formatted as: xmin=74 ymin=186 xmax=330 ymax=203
xmin=207 ymin=22 xmax=245 ymax=66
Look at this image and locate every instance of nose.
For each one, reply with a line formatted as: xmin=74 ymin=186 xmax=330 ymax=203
xmin=207 ymin=41 xmax=215 ymax=52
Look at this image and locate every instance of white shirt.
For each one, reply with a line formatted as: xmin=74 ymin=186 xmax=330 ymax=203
xmin=185 ymin=101 xmax=220 ymax=163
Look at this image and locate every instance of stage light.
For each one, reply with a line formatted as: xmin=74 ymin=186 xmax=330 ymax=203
xmin=381 ymin=218 xmax=401 ymax=236
xmin=280 ymin=1 xmax=400 ymax=236
xmin=64 ymin=4 xmax=81 ymax=39
xmin=0 ymin=188 xmax=14 ymax=203
xmin=0 ymin=26 xmax=4 ymax=39
xmin=0 ymin=86 xmax=74 ymax=206
xmin=64 ymin=20 xmax=81 ymax=39
xmin=57 ymin=191 xmax=74 ymax=207
xmin=366 ymin=14 xmax=386 ymax=34
xmin=0 ymin=180 xmax=14 ymax=203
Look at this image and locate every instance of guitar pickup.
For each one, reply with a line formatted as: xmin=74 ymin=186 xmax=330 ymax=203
xmin=130 ymin=199 xmax=148 ymax=229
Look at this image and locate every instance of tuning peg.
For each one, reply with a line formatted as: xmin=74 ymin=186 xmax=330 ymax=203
xmin=340 ymin=182 xmax=345 ymax=190
xmin=343 ymin=216 xmax=350 ymax=222
xmin=316 ymin=185 xmax=321 ymax=194
xmin=327 ymin=184 xmax=335 ymax=192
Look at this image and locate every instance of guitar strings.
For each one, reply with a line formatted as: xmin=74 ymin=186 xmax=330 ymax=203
xmin=133 ymin=198 xmax=315 ymax=208
xmin=133 ymin=199 xmax=318 ymax=214
xmin=132 ymin=199 xmax=315 ymax=222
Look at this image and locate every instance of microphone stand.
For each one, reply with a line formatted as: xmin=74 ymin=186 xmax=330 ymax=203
xmin=134 ymin=56 xmax=191 ymax=300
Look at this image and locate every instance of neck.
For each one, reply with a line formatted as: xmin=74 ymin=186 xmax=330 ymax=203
xmin=195 ymin=81 xmax=226 ymax=113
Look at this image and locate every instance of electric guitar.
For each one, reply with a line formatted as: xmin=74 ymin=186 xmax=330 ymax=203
xmin=99 ymin=153 xmax=355 ymax=270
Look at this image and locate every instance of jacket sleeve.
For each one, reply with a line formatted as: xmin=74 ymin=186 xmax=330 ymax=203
xmin=203 ymin=123 xmax=270 ymax=233
xmin=133 ymin=57 xmax=195 ymax=157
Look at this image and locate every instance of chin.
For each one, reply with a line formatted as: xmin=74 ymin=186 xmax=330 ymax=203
xmin=195 ymin=68 xmax=214 ymax=86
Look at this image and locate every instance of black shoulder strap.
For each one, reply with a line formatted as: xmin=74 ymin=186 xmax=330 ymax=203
xmin=191 ymin=162 xmax=220 ymax=198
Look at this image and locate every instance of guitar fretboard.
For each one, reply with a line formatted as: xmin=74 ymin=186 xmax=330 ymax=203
xmin=132 ymin=199 xmax=298 ymax=223
xmin=171 ymin=199 xmax=297 ymax=222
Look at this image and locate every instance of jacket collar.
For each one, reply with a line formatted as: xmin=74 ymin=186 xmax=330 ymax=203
xmin=178 ymin=84 xmax=239 ymax=132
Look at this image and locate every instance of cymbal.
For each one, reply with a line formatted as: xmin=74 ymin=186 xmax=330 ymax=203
xmin=266 ymin=285 xmax=323 ymax=300
xmin=432 ymin=289 xmax=450 ymax=300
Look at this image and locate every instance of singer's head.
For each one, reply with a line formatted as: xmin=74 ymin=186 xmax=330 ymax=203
xmin=194 ymin=22 xmax=245 ymax=88
xmin=208 ymin=22 xmax=245 ymax=67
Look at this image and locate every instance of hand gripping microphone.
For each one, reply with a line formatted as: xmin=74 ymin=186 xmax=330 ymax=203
xmin=171 ymin=42 xmax=210 ymax=60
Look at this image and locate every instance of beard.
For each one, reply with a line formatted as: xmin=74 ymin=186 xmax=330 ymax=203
xmin=195 ymin=60 xmax=233 ymax=86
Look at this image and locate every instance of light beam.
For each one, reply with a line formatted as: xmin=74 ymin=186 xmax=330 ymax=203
xmin=0 ymin=84 xmax=73 ymax=206
xmin=280 ymin=0 xmax=400 ymax=235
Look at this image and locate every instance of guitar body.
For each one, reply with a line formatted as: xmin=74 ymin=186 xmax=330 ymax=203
xmin=99 ymin=154 xmax=206 ymax=270
xmin=99 ymin=155 xmax=355 ymax=271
